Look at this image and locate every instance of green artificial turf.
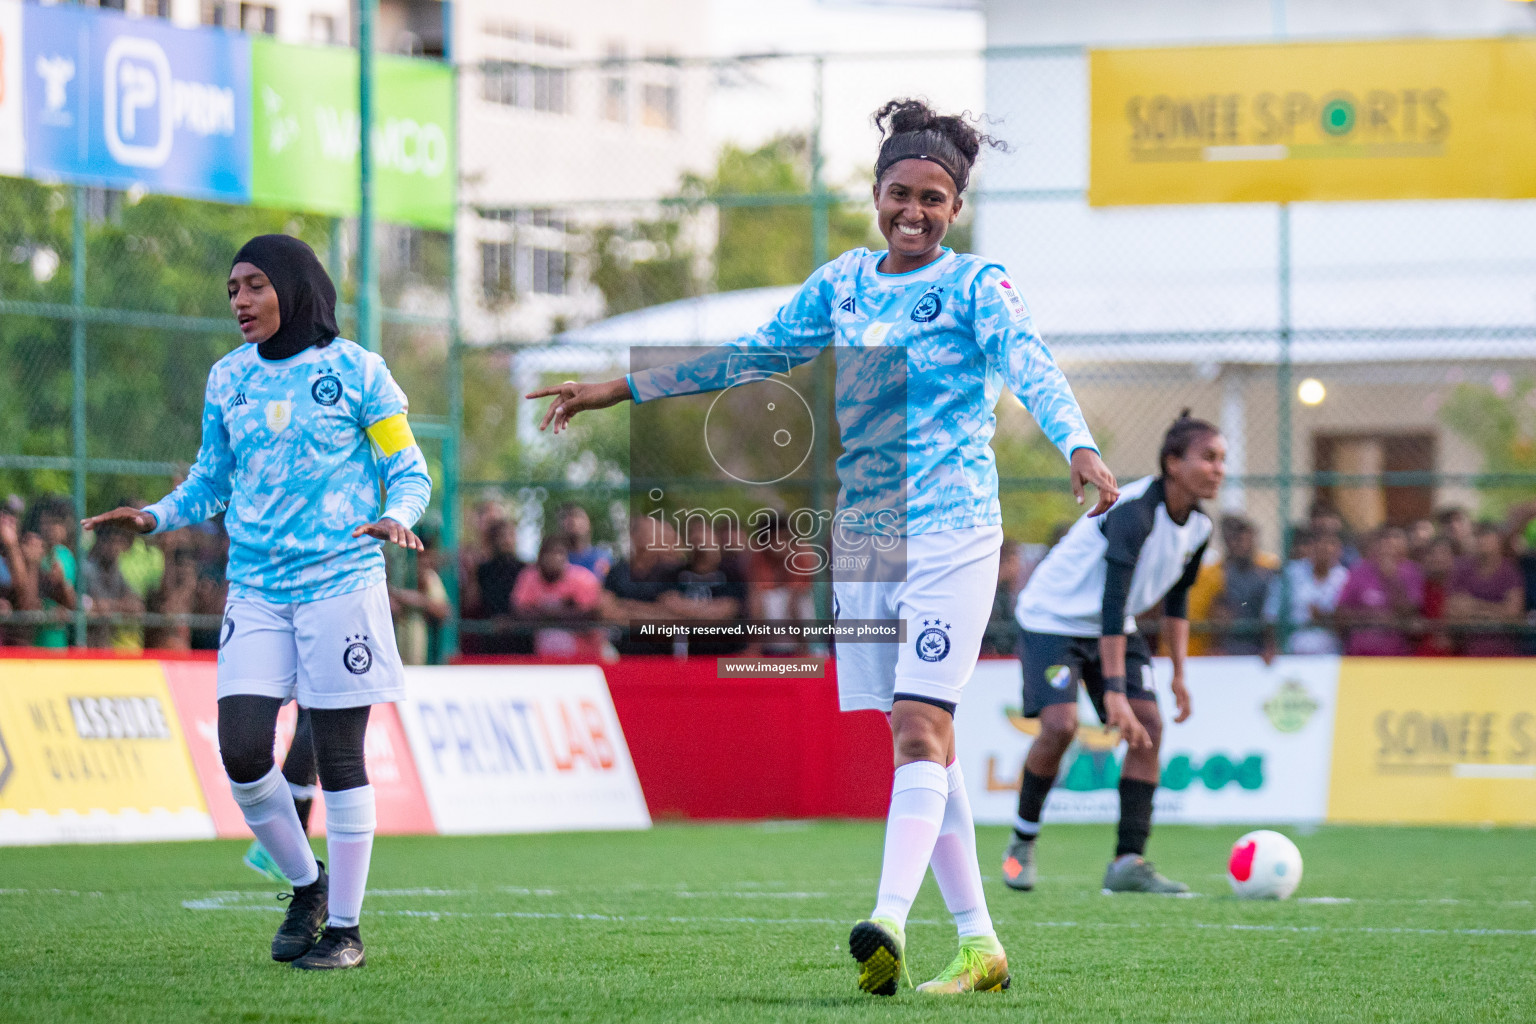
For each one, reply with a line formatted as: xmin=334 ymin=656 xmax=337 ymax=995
xmin=0 ymin=823 xmax=1531 ymax=1023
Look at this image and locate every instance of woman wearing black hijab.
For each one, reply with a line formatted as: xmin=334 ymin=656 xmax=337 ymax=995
xmin=85 ymin=234 xmax=432 ymax=970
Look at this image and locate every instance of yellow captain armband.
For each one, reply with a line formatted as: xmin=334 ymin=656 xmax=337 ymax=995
xmin=365 ymin=413 xmax=416 ymax=457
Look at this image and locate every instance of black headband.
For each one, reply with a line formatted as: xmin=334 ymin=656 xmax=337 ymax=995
xmin=874 ymin=130 xmax=969 ymax=193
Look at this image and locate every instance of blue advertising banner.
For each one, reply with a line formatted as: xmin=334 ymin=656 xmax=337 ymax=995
xmin=22 ymin=5 xmax=250 ymax=202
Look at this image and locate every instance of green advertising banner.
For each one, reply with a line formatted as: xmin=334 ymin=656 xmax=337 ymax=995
xmin=251 ymin=39 xmax=454 ymax=230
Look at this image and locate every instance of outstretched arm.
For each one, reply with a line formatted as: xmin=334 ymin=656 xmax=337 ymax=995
xmin=973 ymin=267 xmax=1117 ymax=515
xmin=88 ymin=383 xmax=233 ymax=536
xmin=528 ymin=263 xmax=839 ymax=433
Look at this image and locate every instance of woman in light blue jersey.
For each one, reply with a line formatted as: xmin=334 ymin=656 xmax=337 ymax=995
xmin=84 ymin=234 xmax=431 ymax=972
xmin=530 ymin=99 xmax=1117 ymax=996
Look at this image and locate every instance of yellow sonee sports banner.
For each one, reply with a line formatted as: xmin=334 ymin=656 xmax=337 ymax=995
xmin=1327 ymin=659 xmax=1536 ymax=825
xmin=1090 ymin=37 xmax=1536 ymax=205
xmin=0 ymin=660 xmax=213 ymax=845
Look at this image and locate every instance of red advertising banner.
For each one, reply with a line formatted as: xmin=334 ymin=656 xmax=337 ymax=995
xmin=161 ymin=661 xmax=435 ymax=837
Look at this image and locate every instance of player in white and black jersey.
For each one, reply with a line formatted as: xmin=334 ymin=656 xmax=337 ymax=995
xmin=1004 ymin=413 xmax=1225 ymax=894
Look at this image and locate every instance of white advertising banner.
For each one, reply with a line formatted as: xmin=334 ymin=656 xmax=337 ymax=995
xmin=398 ymin=665 xmax=651 ymax=834
xmin=957 ymin=656 xmax=1340 ymax=825
xmin=0 ymin=0 xmax=22 ymax=177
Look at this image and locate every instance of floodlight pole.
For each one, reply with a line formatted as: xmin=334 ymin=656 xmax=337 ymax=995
xmin=441 ymin=1 xmax=463 ymax=661
xmin=70 ymin=186 xmax=87 ymax=647
xmin=358 ymin=0 xmax=379 ymax=353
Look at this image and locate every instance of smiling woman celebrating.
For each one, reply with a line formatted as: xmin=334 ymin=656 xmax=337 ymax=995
xmin=528 ymin=99 xmax=1116 ymax=997
xmin=83 ymin=234 xmax=431 ymax=971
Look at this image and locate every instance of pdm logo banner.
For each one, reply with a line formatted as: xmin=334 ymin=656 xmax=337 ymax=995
xmin=1090 ymin=38 xmax=1536 ymax=205
xmin=0 ymin=660 xmax=213 ymax=846
xmin=251 ymin=38 xmax=454 ymax=229
xmin=22 ymin=4 xmax=249 ymax=201
xmin=1328 ymin=659 xmax=1536 ymax=825
xmin=0 ymin=0 xmax=22 ymax=177
xmin=398 ymin=665 xmax=651 ymax=834
xmin=954 ymin=657 xmax=1339 ymax=825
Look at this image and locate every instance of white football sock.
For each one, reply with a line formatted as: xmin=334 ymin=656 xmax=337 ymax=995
xmin=870 ymin=760 xmax=950 ymax=929
xmin=322 ymin=785 xmax=376 ymax=929
xmin=229 ymin=766 xmax=318 ymax=887
xmin=930 ymin=760 xmax=995 ymax=939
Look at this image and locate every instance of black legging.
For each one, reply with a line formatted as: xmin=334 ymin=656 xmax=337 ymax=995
xmin=218 ymin=695 xmax=371 ymax=792
xmin=282 ymin=707 xmax=318 ymax=789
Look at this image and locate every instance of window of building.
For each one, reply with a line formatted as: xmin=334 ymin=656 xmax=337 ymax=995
xmin=240 ymin=2 xmax=276 ymax=35
xmin=531 ymin=248 xmax=566 ymax=296
xmin=482 ymin=62 xmax=568 ymax=115
xmin=201 ymin=1 xmax=228 ymax=28
xmin=1313 ymin=432 xmax=1436 ymax=529
xmin=602 ymin=44 xmax=627 ymax=123
xmin=310 ymin=13 xmax=338 ymax=44
xmin=642 ymin=82 xmax=677 ymax=131
xmin=479 ymin=209 xmax=570 ymax=300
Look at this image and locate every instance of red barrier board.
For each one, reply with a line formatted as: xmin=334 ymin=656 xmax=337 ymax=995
xmin=162 ymin=661 xmax=436 ymax=837
xmin=601 ymin=658 xmax=894 ymax=820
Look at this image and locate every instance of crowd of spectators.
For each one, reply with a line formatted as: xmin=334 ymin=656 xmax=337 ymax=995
xmin=10 ymin=486 xmax=1534 ymax=663
xmin=0 ymin=491 xmax=448 ymax=663
xmin=0 ymin=493 xmax=231 ymax=652
xmin=983 ymin=501 xmax=1536 ymax=659
xmin=458 ymin=501 xmax=816 ymax=659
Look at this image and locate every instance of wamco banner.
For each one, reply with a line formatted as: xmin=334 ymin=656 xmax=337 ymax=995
xmin=251 ymin=38 xmax=454 ymax=230
xmin=1090 ymin=37 xmax=1536 ymax=205
xmin=956 ymin=657 xmax=1340 ymax=825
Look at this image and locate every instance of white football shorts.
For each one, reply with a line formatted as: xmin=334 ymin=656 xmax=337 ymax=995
xmin=831 ymin=524 xmax=1002 ymax=713
xmin=216 ymin=581 xmax=405 ymax=708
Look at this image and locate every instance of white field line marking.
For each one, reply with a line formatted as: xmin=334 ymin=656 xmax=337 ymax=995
xmin=0 ymin=888 xmax=104 ymax=897
xmin=178 ymin=892 xmax=1536 ymax=937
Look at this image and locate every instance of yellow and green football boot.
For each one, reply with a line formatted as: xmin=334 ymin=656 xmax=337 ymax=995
xmin=848 ymin=917 xmax=906 ymax=996
xmin=916 ymin=935 xmax=1011 ymax=995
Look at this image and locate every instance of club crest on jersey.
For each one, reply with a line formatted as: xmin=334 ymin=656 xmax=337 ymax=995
xmin=910 ymin=290 xmax=942 ymax=324
xmin=265 ymin=400 xmax=293 ymax=432
xmin=996 ymin=278 xmax=1029 ymax=323
xmin=1045 ymin=663 xmax=1073 ymax=689
xmin=311 ymin=373 xmax=342 ymax=406
xmin=915 ymin=619 xmax=951 ymax=662
xmin=343 ymin=634 xmax=373 ymax=675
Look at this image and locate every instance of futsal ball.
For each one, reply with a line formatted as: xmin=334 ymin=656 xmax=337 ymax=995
xmin=1227 ymin=829 xmax=1303 ymax=900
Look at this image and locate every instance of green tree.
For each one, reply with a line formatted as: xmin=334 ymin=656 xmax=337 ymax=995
xmin=1440 ymin=376 xmax=1536 ymax=519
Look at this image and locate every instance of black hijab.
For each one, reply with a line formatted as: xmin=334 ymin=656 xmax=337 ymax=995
xmin=231 ymin=234 xmax=339 ymax=361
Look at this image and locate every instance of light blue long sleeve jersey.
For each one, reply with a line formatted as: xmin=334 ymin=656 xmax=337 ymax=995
xmin=627 ymin=247 xmax=1099 ymax=535
xmin=144 ymin=339 xmax=432 ymax=603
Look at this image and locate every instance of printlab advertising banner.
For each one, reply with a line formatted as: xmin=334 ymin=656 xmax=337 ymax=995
xmin=1328 ymin=658 xmax=1536 ymax=826
xmin=398 ymin=665 xmax=651 ymax=834
xmin=956 ymin=656 xmax=1340 ymax=825
xmin=1090 ymin=37 xmax=1536 ymax=206
xmin=23 ymin=4 xmax=250 ymax=201
xmin=0 ymin=0 xmax=22 ymax=177
xmin=0 ymin=660 xmax=214 ymax=845
xmin=161 ymin=661 xmax=434 ymax=839
xmin=251 ymin=38 xmax=454 ymax=230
